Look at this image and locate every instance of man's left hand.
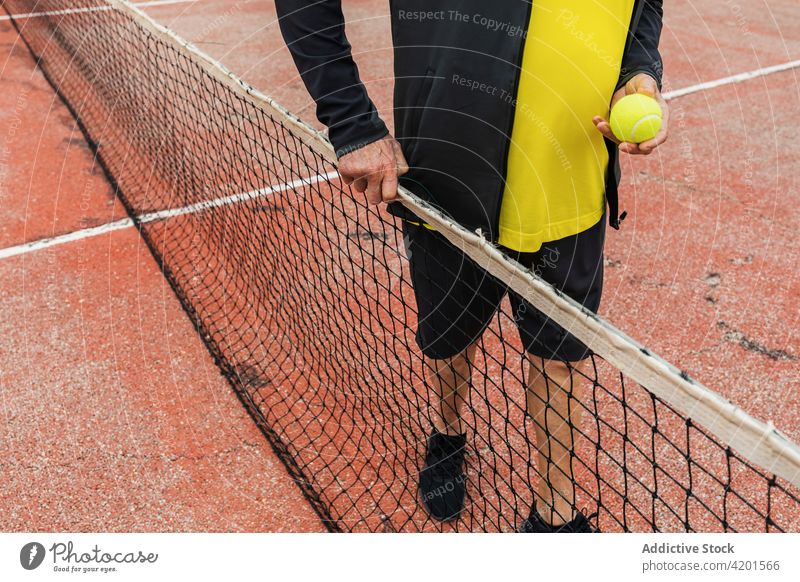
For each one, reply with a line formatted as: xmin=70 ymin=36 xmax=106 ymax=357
xmin=593 ymin=73 xmax=669 ymax=155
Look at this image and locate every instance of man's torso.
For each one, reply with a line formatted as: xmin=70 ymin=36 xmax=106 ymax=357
xmin=389 ymin=0 xmax=641 ymax=240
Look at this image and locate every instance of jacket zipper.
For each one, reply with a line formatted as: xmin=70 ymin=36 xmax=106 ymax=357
xmin=491 ymin=0 xmax=534 ymax=239
xmin=626 ymin=0 xmax=646 ymax=54
xmin=611 ymin=0 xmax=646 ymax=228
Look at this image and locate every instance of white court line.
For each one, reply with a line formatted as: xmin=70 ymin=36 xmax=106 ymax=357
xmin=0 ymin=218 xmax=134 ymax=260
xmin=138 ymin=171 xmax=339 ymax=222
xmin=663 ymin=59 xmax=800 ymax=100
xmin=0 ymin=0 xmax=197 ymax=21
xmin=0 ymin=172 xmax=339 ymax=260
xmin=2 ymin=0 xmax=796 ymax=89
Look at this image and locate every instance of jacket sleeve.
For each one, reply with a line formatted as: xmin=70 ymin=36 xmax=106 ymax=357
xmin=274 ymin=0 xmax=388 ymax=157
xmin=617 ymin=0 xmax=664 ymax=91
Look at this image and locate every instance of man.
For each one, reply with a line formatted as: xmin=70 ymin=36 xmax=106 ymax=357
xmin=276 ymin=0 xmax=667 ymax=532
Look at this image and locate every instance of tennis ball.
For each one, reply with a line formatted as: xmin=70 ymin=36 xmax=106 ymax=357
xmin=609 ymin=93 xmax=662 ymax=143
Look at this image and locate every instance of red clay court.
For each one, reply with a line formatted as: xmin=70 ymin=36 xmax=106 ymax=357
xmin=0 ymin=0 xmax=798 ymax=532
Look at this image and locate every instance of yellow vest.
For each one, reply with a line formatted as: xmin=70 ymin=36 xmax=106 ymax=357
xmin=498 ymin=0 xmax=636 ymax=252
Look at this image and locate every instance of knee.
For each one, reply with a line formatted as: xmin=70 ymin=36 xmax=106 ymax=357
xmin=526 ymin=356 xmax=577 ymax=391
xmin=426 ymin=342 xmax=477 ymax=377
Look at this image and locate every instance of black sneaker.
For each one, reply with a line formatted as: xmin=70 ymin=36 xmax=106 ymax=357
xmin=418 ymin=431 xmax=467 ymax=521
xmin=519 ymin=507 xmax=599 ymax=533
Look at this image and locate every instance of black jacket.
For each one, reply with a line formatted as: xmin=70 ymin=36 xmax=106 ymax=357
xmin=276 ymin=1 xmax=664 ymax=237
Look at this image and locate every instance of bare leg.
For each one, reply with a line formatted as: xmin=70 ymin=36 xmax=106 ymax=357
xmin=526 ymin=356 xmax=585 ymax=526
xmin=425 ymin=343 xmax=477 ymax=435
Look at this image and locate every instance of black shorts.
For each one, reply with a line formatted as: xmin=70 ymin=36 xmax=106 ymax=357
xmin=402 ymin=217 xmax=605 ymax=362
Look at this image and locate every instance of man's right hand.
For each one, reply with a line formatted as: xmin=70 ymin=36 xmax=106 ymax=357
xmin=338 ymin=135 xmax=409 ymax=205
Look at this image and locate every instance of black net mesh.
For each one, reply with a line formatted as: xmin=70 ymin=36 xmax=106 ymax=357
xmin=5 ymin=0 xmax=799 ymax=532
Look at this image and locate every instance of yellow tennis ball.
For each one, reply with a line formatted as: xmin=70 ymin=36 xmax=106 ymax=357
xmin=609 ymin=93 xmax=663 ymax=143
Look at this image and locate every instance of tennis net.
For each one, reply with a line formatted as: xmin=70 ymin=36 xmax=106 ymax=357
xmin=6 ymin=0 xmax=799 ymax=532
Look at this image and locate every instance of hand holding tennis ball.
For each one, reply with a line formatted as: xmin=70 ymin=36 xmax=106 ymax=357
xmin=610 ymin=94 xmax=662 ymax=143
xmin=593 ymin=73 xmax=669 ymax=155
